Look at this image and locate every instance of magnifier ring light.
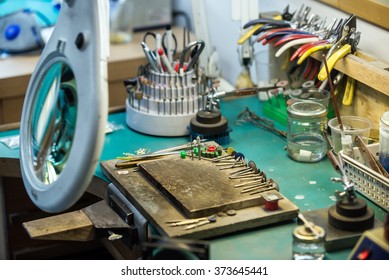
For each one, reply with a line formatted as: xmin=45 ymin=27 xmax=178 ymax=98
xmin=19 ymin=0 xmax=108 ymax=213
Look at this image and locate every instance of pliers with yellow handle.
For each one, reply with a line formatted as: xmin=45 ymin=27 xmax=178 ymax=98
xmin=289 ymin=18 xmax=342 ymax=65
xmin=317 ymin=31 xmax=360 ymax=81
xmin=297 ymin=43 xmax=332 ymax=65
xmin=237 ymin=16 xmax=289 ymax=45
xmin=317 ymin=15 xmax=360 ymax=81
xmin=271 ymin=17 xmax=342 ymax=60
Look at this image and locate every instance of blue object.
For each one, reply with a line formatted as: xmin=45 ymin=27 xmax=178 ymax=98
xmin=52 ymin=2 xmax=61 ymax=12
xmin=4 ymin=24 xmax=20 ymax=40
xmin=0 ymin=10 xmax=44 ymax=53
xmin=349 ymin=228 xmax=389 ymax=260
xmin=0 ymin=1 xmax=59 ymax=26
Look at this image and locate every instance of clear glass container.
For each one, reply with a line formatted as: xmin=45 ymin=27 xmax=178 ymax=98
xmin=287 ymin=101 xmax=328 ymax=162
xmin=293 ymin=225 xmax=326 ymax=260
xmin=109 ymin=0 xmax=134 ymax=44
xmin=379 ymin=111 xmax=389 ymax=172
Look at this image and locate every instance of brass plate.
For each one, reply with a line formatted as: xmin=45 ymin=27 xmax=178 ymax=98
xmin=138 ymin=156 xmax=267 ymax=218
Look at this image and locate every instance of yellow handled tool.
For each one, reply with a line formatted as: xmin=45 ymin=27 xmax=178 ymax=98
xmin=318 ymin=44 xmax=352 ymax=81
xmin=238 ymin=15 xmax=287 ymax=45
xmin=297 ymin=43 xmax=332 ymax=65
xmin=317 ymin=15 xmax=360 ymax=81
xmin=238 ymin=24 xmax=264 ymax=45
xmin=342 ymin=76 xmax=355 ymax=106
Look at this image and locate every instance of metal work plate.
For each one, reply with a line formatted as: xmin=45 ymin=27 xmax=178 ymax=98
xmin=138 ymin=156 xmax=266 ymax=218
xmin=101 ymin=157 xmax=299 ymax=240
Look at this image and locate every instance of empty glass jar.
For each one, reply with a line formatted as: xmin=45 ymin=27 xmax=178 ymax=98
xmin=287 ymin=101 xmax=328 ymax=162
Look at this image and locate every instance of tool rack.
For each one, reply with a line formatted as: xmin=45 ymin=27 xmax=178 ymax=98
xmin=308 ymin=49 xmax=389 ymax=129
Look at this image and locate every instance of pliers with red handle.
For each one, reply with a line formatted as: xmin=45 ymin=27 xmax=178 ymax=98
xmin=287 ymin=18 xmax=343 ymax=65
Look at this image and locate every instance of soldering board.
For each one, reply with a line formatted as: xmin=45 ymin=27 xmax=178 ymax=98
xmin=101 ymin=148 xmax=299 ymax=240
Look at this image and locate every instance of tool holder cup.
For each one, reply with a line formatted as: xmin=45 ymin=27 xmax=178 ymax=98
xmin=125 ymin=66 xmax=206 ymax=136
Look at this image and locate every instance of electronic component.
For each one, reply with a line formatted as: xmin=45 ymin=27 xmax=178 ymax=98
xmin=349 ymin=227 xmax=389 ymax=260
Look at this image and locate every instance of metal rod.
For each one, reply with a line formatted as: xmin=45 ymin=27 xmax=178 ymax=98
xmin=234 ymin=179 xmax=263 ymax=188
xmin=322 ymin=54 xmax=344 ymax=133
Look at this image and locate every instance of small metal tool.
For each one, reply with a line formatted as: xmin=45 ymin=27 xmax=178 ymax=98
xmin=229 ymin=172 xmax=263 ymax=180
xmin=235 ymin=178 xmax=265 ymax=188
xmin=218 ymin=152 xmax=245 ymax=170
xmin=298 ymin=213 xmax=321 ymax=238
xmin=236 ymin=107 xmax=287 ymax=138
xmin=229 ymin=160 xmax=257 ymax=176
xmin=134 ymin=90 xmax=143 ymax=111
xmin=166 ymin=217 xmax=207 ymax=227
xmin=185 ymin=215 xmax=217 ymax=230
xmin=166 ymin=215 xmax=217 ymax=230
xmin=212 ymin=150 xmax=236 ymax=162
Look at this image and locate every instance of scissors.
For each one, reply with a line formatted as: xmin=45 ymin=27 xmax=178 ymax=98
xmin=143 ymin=29 xmax=178 ymax=60
xmin=178 ymin=40 xmax=205 ymax=72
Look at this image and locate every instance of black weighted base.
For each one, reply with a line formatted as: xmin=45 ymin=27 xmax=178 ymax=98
xmin=328 ymin=198 xmax=375 ymax=232
xmin=189 ymin=110 xmax=228 ymax=135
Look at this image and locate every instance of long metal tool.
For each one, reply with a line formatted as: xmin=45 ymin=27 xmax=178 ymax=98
xmin=322 ymin=54 xmax=344 ymax=133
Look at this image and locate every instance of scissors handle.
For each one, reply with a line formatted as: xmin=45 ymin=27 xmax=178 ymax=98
xmin=179 ymin=40 xmax=205 ymax=72
xmin=142 ymin=32 xmax=156 ymax=48
xmin=162 ymin=26 xmax=177 ymax=63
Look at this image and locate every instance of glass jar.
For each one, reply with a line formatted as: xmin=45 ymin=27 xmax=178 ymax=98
xmin=109 ymin=0 xmax=134 ymax=44
xmin=293 ymin=224 xmax=326 ymax=260
xmin=379 ymin=111 xmax=389 ymax=172
xmin=287 ymin=101 xmax=328 ymax=162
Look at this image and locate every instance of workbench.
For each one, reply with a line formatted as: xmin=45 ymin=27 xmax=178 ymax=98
xmin=1 ymin=16 xmax=388 ymax=258
xmin=1 ymin=95 xmax=387 ymax=260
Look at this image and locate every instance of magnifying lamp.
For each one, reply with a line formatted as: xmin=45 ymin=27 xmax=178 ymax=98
xmin=19 ymin=0 xmax=109 ymax=213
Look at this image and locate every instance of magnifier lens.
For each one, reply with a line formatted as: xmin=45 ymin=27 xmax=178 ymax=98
xmin=30 ymin=61 xmax=77 ymax=184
